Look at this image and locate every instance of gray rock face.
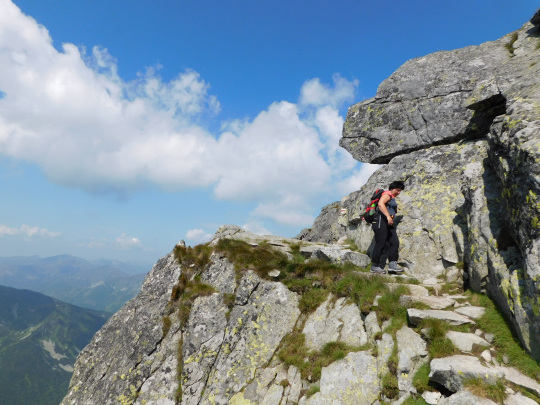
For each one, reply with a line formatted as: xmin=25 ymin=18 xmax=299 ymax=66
xmin=306 ymin=351 xmax=380 ymax=405
xmin=446 ymin=331 xmax=490 ymax=353
xmin=396 ymin=326 xmax=428 ymax=394
xmin=301 ymin=15 xmax=540 ymax=359
xmin=61 ymin=253 xmax=182 ymax=405
xmin=429 ymin=355 xmax=504 ymax=392
xmin=310 ymin=246 xmax=370 ymax=268
xmin=300 ymin=140 xmax=485 ymax=279
xmin=303 ymin=295 xmax=367 ymax=351
xmin=407 ymin=308 xmax=476 ymax=326
xmin=437 ymin=390 xmax=498 ymax=405
xmin=200 ymin=277 xmax=300 ymax=405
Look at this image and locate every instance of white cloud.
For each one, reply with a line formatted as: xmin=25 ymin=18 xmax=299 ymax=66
xmin=241 ymin=221 xmax=272 ymax=236
xmin=0 ymin=0 xmax=370 ymax=230
xmin=115 ymin=233 xmax=142 ymax=250
xmin=185 ymin=229 xmax=213 ymax=244
xmin=299 ymin=74 xmax=358 ymax=109
xmin=0 ymin=224 xmax=61 ymax=238
xmin=337 ymin=163 xmax=382 ymax=195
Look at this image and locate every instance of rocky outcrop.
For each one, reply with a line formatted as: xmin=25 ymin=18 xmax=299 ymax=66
xmin=299 ymin=10 xmax=540 ymax=360
xmin=61 ymin=226 xmax=540 ymax=404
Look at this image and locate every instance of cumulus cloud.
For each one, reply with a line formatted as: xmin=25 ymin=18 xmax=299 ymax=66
xmin=115 ymin=233 xmax=142 ymax=250
xmin=185 ymin=229 xmax=213 ymax=244
xmin=0 ymin=0 xmax=372 ymax=229
xmin=299 ymin=74 xmax=358 ymax=109
xmin=0 ymin=224 xmax=61 ymax=238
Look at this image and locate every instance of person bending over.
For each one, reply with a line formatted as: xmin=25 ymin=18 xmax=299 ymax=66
xmin=370 ymin=181 xmax=405 ymax=274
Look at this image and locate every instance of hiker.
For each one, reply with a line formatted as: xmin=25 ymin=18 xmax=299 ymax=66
xmin=370 ymin=181 xmax=405 ymax=274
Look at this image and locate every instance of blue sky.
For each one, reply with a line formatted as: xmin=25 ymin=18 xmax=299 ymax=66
xmin=0 ymin=0 xmax=537 ymax=267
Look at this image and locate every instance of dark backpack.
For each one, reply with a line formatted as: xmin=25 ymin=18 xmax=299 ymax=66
xmin=362 ymin=189 xmax=384 ymax=223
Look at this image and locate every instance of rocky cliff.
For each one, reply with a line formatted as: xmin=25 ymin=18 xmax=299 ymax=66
xmin=61 ymin=11 xmax=540 ymax=405
xmin=60 ymin=226 xmax=540 ymax=405
xmin=300 ymin=9 xmax=540 ymax=362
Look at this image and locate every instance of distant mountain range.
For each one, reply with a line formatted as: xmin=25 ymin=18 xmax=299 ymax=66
xmin=0 ymin=254 xmax=148 ymax=312
xmin=0 ymin=285 xmax=109 ymax=405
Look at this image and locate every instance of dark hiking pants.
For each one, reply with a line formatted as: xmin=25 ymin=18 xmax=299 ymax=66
xmin=371 ymin=215 xmax=399 ymax=266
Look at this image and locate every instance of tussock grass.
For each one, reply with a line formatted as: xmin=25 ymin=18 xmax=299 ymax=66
xmin=161 ymin=315 xmax=172 ymax=338
xmin=305 ymin=385 xmax=320 ymax=397
xmin=332 ymin=272 xmax=388 ymax=313
xmin=171 ymin=244 xmax=217 ymax=325
xmin=299 ymin=288 xmax=329 ymax=314
xmin=402 ymin=396 xmax=429 ymax=405
xmin=174 ymin=243 xmax=212 ymax=270
xmin=412 ymin=363 xmax=431 ymax=393
xmin=381 ymin=371 xmax=399 ymax=399
xmin=277 ymin=332 xmax=369 ymax=382
xmin=418 ymin=318 xmax=459 ymax=358
xmin=464 ymin=377 xmax=506 ymax=403
xmin=505 ymin=31 xmax=519 ymax=55
xmin=214 ymin=238 xmax=289 ymax=278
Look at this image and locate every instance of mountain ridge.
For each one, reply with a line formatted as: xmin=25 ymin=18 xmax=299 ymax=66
xmin=0 ymin=254 xmax=147 ymax=312
xmin=0 ymin=284 xmax=109 ymax=405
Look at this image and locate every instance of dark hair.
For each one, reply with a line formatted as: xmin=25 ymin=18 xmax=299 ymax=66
xmin=389 ymin=181 xmax=405 ymax=191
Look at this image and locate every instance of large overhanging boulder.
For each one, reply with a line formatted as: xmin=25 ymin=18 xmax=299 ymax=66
xmin=341 ymin=15 xmax=540 ymax=164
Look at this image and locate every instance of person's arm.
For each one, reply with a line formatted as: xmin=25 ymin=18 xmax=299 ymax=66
xmin=378 ymin=194 xmax=394 ymax=225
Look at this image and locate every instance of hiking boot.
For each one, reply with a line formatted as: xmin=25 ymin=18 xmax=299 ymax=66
xmin=370 ymin=264 xmax=387 ymax=274
xmin=388 ymin=261 xmax=404 ymax=273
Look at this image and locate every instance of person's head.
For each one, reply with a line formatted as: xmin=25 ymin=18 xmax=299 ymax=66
xmin=389 ymin=181 xmax=405 ymax=197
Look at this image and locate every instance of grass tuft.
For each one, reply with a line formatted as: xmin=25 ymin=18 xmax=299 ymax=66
xmin=299 ymin=288 xmax=329 ymax=314
xmin=464 ymin=377 xmax=506 ymax=403
xmin=162 ymin=315 xmax=172 ymax=338
xmin=215 ymin=238 xmax=289 ymax=279
xmin=412 ymin=363 xmax=431 ymax=393
xmin=418 ymin=318 xmax=459 ymax=358
xmin=505 ymin=31 xmax=519 ymax=55
xmin=277 ymin=332 xmax=369 ymax=382
xmin=472 ymin=293 xmax=540 ymax=379
xmin=305 ymin=385 xmax=320 ymax=397
xmin=381 ymin=372 xmax=399 ymax=399
xmin=402 ymin=396 xmax=429 ymax=405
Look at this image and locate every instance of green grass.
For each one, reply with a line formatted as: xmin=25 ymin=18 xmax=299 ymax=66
xmin=299 ymin=288 xmax=329 ymax=314
xmin=332 ymin=272 xmax=389 ymax=314
xmin=505 ymin=31 xmax=518 ymax=55
xmin=305 ymin=385 xmax=320 ymax=397
xmin=464 ymin=377 xmax=506 ymax=403
xmin=214 ymin=238 xmax=289 ymax=278
xmin=417 ymin=318 xmax=459 ymax=358
xmin=174 ymin=243 xmax=213 ymax=270
xmin=412 ymin=363 xmax=431 ymax=393
xmin=277 ymin=332 xmax=369 ymax=382
xmin=402 ymin=396 xmax=429 ymax=405
xmin=381 ymin=371 xmax=399 ymax=399
xmin=162 ymin=315 xmax=172 ymax=338
xmin=472 ymin=293 xmax=540 ymax=379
